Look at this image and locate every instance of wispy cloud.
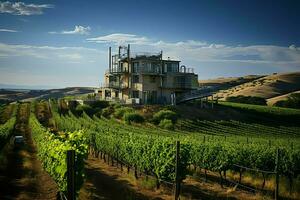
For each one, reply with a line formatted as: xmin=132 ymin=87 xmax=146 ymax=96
xmin=0 ymin=28 xmax=18 ymax=32
xmin=0 ymin=1 xmax=53 ymax=15
xmin=49 ymin=25 xmax=91 ymax=35
xmin=87 ymin=33 xmax=300 ymax=66
xmin=0 ymin=42 xmax=103 ymax=63
xmin=0 ymin=43 xmax=106 ymax=87
xmin=86 ymin=33 xmax=148 ymax=44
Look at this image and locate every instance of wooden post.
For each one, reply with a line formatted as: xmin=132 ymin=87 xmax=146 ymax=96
xmin=275 ymin=148 xmax=280 ymax=200
xmin=211 ymin=95 xmax=214 ymax=109
xmin=67 ymin=150 xmax=75 ymax=200
xmin=200 ymin=99 xmax=203 ymax=108
xmin=174 ymin=141 xmax=180 ymax=200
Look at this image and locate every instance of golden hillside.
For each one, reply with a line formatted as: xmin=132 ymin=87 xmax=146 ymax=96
xmin=213 ymin=72 xmax=300 ymax=102
xmin=267 ymin=90 xmax=300 ymax=105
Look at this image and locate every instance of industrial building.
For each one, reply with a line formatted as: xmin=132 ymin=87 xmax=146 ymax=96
xmin=95 ymin=45 xmax=199 ymax=104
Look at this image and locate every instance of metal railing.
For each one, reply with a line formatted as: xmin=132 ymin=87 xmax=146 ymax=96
xmin=108 ymin=68 xmax=129 ymax=74
xmin=131 ymin=52 xmax=161 ymax=59
xmin=176 ymin=88 xmax=214 ymax=103
xmin=179 ymin=67 xmax=194 ymax=73
xmin=99 ymin=82 xmax=128 ymax=89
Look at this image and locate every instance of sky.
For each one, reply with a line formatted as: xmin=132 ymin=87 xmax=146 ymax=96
xmin=0 ymin=0 xmax=300 ymax=88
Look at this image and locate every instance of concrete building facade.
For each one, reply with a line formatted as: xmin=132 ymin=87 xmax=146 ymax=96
xmin=96 ymin=45 xmax=198 ymax=104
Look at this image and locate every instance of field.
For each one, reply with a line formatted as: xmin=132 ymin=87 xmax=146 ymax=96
xmin=0 ymin=100 xmax=300 ymax=199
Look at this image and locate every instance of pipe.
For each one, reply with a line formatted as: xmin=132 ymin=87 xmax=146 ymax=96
xmin=109 ymin=47 xmax=111 ymax=73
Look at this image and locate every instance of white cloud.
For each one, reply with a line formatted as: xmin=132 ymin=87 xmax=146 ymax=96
xmin=0 ymin=42 xmax=103 ymax=62
xmin=0 ymin=1 xmax=53 ymax=15
xmin=87 ymin=33 xmax=149 ymax=45
xmin=0 ymin=28 xmax=18 ymax=32
xmin=289 ymin=44 xmax=299 ymax=51
xmin=58 ymin=53 xmax=82 ymax=60
xmin=104 ymin=34 xmax=300 ymax=64
xmin=50 ymin=25 xmax=91 ymax=35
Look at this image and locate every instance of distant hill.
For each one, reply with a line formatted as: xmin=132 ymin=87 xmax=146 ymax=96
xmin=0 ymin=87 xmax=95 ymax=103
xmin=211 ymin=72 xmax=300 ymax=105
xmin=199 ymin=75 xmax=264 ymax=90
xmin=0 ymin=83 xmax=56 ymax=90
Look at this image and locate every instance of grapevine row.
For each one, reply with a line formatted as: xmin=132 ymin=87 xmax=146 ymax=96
xmin=29 ymin=113 xmax=88 ymax=194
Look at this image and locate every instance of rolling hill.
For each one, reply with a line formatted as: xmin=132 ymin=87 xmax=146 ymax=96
xmin=0 ymin=87 xmax=94 ymax=103
xmin=198 ymin=75 xmax=263 ymax=90
xmin=208 ymin=72 xmax=300 ymax=104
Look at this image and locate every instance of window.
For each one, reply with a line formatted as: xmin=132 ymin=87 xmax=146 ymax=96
xmin=133 ymin=62 xmax=139 ymax=73
xmin=165 ymin=62 xmax=179 ymax=72
xmin=152 ymin=62 xmax=160 ymax=72
xmin=132 ymin=75 xmax=139 ymax=83
xmin=132 ymin=90 xmax=139 ymax=98
xmin=110 ymin=76 xmax=117 ymax=82
xmin=120 ymin=63 xmax=123 ymax=71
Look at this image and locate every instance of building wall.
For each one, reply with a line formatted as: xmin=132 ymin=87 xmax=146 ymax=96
xmin=142 ymin=75 xmax=161 ymax=91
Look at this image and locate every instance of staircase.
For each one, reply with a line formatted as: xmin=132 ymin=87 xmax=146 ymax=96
xmin=176 ymin=88 xmax=215 ymax=104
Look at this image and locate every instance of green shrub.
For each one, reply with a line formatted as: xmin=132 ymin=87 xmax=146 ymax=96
xmin=153 ymin=110 xmax=178 ymax=124
xmin=102 ymin=106 xmax=114 ymax=118
xmin=226 ymin=95 xmax=267 ymax=105
xmin=114 ymin=107 xmax=135 ymax=119
xmin=112 ymin=103 xmax=122 ymax=109
xmin=159 ymin=119 xmax=174 ymax=130
xmin=89 ymin=100 xmax=109 ymax=109
xmin=94 ymin=109 xmax=102 ymax=118
xmin=124 ymin=113 xmax=144 ymax=124
xmin=75 ymin=104 xmax=93 ymax=116
xmin=163 ymin=105 xmax=177 ymax=112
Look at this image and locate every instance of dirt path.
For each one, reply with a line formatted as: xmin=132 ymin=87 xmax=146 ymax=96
xmin=79 ymin=155 xmax=169 ymax=200
xmin=80 ymin=155 xmax=266 ymax=200
xmin=0 ymin=103 xmax=58 ymax=199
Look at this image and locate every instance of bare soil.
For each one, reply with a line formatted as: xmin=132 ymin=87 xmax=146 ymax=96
xmin=79 ymin=155 xmax=168 ymax=200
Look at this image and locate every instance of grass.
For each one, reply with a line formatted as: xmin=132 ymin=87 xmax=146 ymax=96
xmin=189 ymin=167 xmax=300 ymax=199
xmin=218 ymin=101 xmax=300 ymax=116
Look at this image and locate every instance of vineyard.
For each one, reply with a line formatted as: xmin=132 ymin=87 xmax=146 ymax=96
xmin=0 ymin=100 xmax=300 ymax=199
xmin=50 ymin=100 xmax=300 ymax=198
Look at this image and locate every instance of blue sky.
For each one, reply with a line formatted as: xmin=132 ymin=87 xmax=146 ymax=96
xmin=0 ymin=0 xmax=300 ymax=88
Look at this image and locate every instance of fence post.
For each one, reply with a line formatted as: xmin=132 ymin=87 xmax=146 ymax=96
xmin=67 ymin=150 xmax=75 ymax=200
xmin=275 ymin=148 xmax=280 ymax=200
xmin=174 ymin=141 xmax=180 ymax=200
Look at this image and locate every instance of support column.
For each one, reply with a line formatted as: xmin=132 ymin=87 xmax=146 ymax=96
xmin=118 ymin=46 xmax=121 ymax=72
xmin=109 ymin=47 xmax=111 ymax=73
